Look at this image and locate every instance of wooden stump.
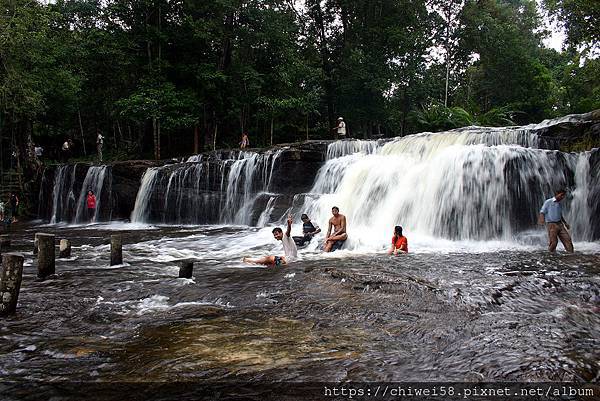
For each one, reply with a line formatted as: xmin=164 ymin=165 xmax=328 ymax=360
xmin=59 ymin=239 xmax=71 ymax=258
xmin=33 ymin=233 xmax=41 ymax=255
xmin=37 ymin=233 xmax=56 ymax=279
xmin=110 ymin=235 xmax=122 ymax=266
xmin=0 ymin=234 xmax=10 ymax=250
xmin=179 ymin=261 xmax=194 ymax=279
xmin=0 ymin=252 xmax=25 ymax=316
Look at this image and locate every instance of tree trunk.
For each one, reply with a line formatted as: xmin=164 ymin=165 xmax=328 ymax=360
xmin=77 ymin=105 xmax=87 ymax=155
xmin=157 ymin=119 xmax=161 ymax=160
xmin=152 ymin=117 xmax=158 ymax=160
xmin=194 ymin=124 xmax=199 ymax=154
xmin=213 ymin=123 xmax=218 ymax=151
xmin=306 ymin=113 xmax=309 ymax=141
xmin=308 ymin=0 xmax=335 ymax=132
xmin=270 ymin=116 xmax=274 ymax=146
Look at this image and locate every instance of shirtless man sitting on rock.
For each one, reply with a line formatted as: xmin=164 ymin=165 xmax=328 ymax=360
xmin=324 ymin=206 xmax=348 ymax=252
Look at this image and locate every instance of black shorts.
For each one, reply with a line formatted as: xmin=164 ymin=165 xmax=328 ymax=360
xmin=273 ymin=256 xmax=283 ymax=266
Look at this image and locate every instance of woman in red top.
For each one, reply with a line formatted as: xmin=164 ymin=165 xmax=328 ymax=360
xmin=86 ymin=190 xmax=96 ymax=222
xmin=387 ymin=225 xmax=408 ymax=255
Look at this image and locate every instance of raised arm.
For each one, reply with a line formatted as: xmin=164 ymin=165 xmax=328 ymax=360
xmin=538 ymin=200 xmax=548 ymax=225
xmin=286 ymin=214 xmax=292 ymax=237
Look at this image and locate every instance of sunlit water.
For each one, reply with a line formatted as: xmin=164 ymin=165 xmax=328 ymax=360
xmin=1 ymin=222 xmax=599 ymax=388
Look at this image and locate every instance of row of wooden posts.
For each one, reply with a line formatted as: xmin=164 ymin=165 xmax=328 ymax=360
xmin=0 ymin=233 xmax=195 ymax=317
xmin=0 ymin=234 xmax=122 ymax=317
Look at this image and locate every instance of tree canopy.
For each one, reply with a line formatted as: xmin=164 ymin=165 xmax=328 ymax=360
xmin=0 ymin=0 xmax=598 ymax=162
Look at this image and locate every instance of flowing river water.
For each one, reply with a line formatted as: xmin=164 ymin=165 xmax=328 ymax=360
xmin=1 ymin=223 xmax=599 ymax=391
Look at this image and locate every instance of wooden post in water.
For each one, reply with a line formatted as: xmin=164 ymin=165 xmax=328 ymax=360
xmin=179 ymin=261 xmax=193 ymax=279
xmin=110 ymin=234 xmax=122 ymax=266
xmin=0 ymin=252 xmax=24 ymax=316
xmin=33 ymin=233 xmax=40 ymax=255
xmin=59 ymin=239 xmax=71 ymax=258
xmin=0 ymin=234 xmax=10 ymax=250
xmin=37 ymin=233 xmax=56 ymax=279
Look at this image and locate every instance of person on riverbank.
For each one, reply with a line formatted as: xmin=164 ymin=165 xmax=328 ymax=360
xmin=244 ymin=214 xmax=298 ymax=266
xmin=324 ymin=206 xmax=347 ymax=252
xmin=293 ymin=213 xmax=321 ymax=246
xmin=86 ymin=190 xmax=97 ymax=222
xmin=240 ymin=132 xmax=249 ymax=149
xmin=387 ymin=225 xmax=408 ymax=255
xmin=9 ymin=193 xmax=19 ymax=222
xmin=538 ymin=189 xmax=574 ymax=253
xmin=332 ymin=117 xmax=346 ymax=139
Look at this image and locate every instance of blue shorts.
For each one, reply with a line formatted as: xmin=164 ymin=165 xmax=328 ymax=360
xmin=273 ymin=256 xmax=283 ymax=266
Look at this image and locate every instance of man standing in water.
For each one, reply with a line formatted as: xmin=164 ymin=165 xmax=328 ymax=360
xmin=244 ymin=214 xmax=297 ymax=266
xmin=538 ymin=189 xmax=574 ymax=253
xmin=324 ymin=206 xmax=347 ymax=252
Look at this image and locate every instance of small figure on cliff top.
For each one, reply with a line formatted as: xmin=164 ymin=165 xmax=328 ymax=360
xmin=61 ymin=139 xmax=73 ymax=162
xmin=387 ymin=225 xmax=408 ymax=255
xmin=244 ymin=214 xmax=298 ymax=266
xmin=293 ymin=213 xmax=321 ymax=247
xmin=538 ymin=189 xmax=574 ymax=253
xmin=332 ymin=117 xmax=346 ymax=140
xmin=240 ymin=132 xmax=250 ymax=149
xmin=96 ymin=131 xmax=104 ymax=162
xmin=324 ymin=206 xmax=347 ymax=252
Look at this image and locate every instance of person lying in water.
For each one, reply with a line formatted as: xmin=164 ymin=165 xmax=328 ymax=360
xmin=387 ymin=225 xmax=408 ymax=255
xmin=243 ymin=214 xmax=298 ymax=266
xmin=324 ymin=206 xmax=347 ymax=252
xmin=293 ymin=213 xmax=321 ymax=246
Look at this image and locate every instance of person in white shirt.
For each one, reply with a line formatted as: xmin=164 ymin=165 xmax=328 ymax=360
xmin=333 ymin=117 xmax=346 ymax=139
xmin=243 ymin=214 xmax=298 ymax=266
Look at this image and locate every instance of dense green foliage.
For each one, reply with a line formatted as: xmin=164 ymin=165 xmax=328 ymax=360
xmin=0 ymin=0 xmax=598 ymax=162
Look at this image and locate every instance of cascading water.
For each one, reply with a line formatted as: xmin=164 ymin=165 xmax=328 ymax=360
xmin=49 ymin=165 xmax=79 ymax=224
xmin=130 ymin=149 xmax=285 ymax=225
xmin=74 ymin=166 xmax=110 ymax=223
xmin=220 ymin=149 xmax=285 ymax=224
xmin=284 ymin=127 xmax=596 ymax=248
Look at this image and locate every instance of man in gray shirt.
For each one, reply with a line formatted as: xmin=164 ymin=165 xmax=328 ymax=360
xmin=538 ymin=189 xmax=574 ymax=253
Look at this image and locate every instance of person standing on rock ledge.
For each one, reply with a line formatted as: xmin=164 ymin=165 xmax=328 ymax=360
xmin=96 ymin=130 xmax=104 ymax=162
xmin=243 ymin=214 xmax=298 ymax=266
xmin=333 ymin=117 xmax=346 ymax=139
xmin=538 ymin=189 xmax=574 ymax=253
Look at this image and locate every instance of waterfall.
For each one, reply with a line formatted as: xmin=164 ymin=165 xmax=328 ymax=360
xmin=568 ymin=152 xmax=592 ymax=240
xmin=256 ymin=195 xmax=278 ymax=227
xmin=74 ymin=166 xmax=109 ymax=223
xmin=49 ymin=165 xmax=78 ymax=224
xmin=284 ymin=129 xmax=595 ymax=246
xmin=220 ymin=149 xmax=285 ymax=224
xmin=131 ymin=149 xmax=286 ymax=225
xmin=131 ymin=168 xmax=161 ymax=223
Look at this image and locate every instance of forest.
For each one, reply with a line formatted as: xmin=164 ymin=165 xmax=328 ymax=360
xmin=0 ymin=0 xmax=598 ymax=163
